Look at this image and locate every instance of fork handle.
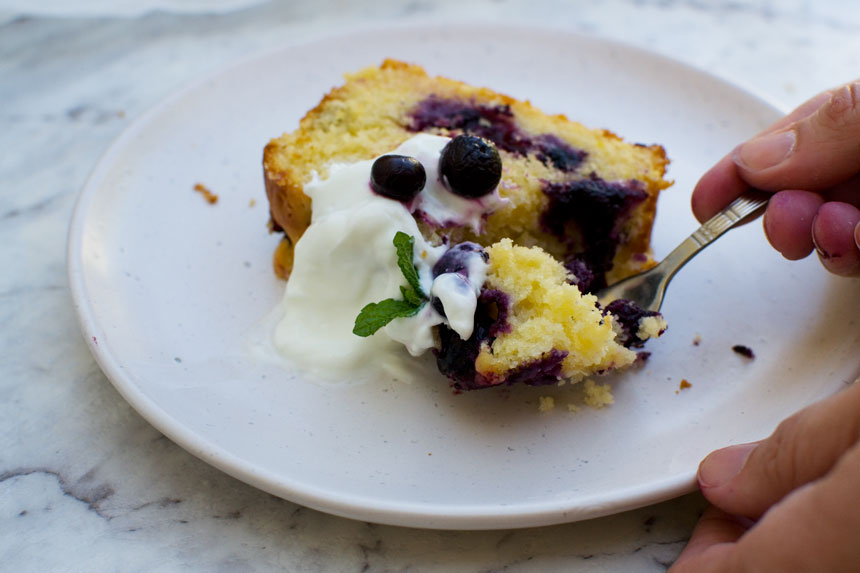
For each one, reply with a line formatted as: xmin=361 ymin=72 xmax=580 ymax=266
xmin=658 ymin=190 xmax=770 ymax=283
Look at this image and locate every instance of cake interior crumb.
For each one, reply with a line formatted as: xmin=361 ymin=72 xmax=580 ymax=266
xmin=537 ymin=379 xmax=616 ymax=412
xmin=637 ymin=315 xmax=668 ymax=340
xmin=538 ymin=396 xmax=555 ymax=412
xmin=583 ymin=379 xmax=614 ymax=409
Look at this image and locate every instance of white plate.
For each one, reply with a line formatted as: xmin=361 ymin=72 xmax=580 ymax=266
xmin=68 ymin=25 xmax=860 ymax=529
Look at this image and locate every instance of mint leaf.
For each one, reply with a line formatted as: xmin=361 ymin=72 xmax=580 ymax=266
xmin=353 ymin=298 xmax=422 ymax=337
xmin=352 ymin=232 xmax=429 ymax=338
xmin=400 ymin=285 xmax=423 ymax=306
xmin=393 ymin=231 xmax=424 ymax=298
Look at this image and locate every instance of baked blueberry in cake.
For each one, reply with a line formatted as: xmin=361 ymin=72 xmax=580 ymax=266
xmin=264 ymin=60 xmax=670 ymax=390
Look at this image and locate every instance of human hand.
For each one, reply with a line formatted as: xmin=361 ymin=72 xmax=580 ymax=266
xmin=691 ymin=80 xmax=860 ymax=276
xmin=669 ymin=380 xmax=860 ymax=572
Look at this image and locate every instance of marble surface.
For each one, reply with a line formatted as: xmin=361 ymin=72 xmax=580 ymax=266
xmin=2 ymin=0 xmax=859 ymax=570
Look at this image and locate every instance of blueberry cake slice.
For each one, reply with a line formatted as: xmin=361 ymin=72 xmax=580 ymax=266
xmin=264 ymin=60 xmax=670 ymax=390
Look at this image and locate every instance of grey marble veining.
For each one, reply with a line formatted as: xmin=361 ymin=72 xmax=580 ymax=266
xmin=2 ymin=1 xmax=859 ymax=570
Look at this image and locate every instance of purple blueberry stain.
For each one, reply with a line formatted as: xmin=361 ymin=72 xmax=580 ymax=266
xmin=409 ymin=97 xmax=529 ymax=156
xmin=564 ymin=257 xmax=596 ymax=293
xmin=499 ymin=349 xmax=568 ymax=387
xmin=603 ymin=299 xmax=662 ymax=349
xmin=541 ymin=176 xmax=648 ymax=290
xmin=408 ymin=96 xmax=586 ymax=171
xmin=434 ymin=288 xmax=511 ymax=390
xmin=534 ymin=134 xmax=587 ymax=172
xmin=435 ymin=320 xmax=490 ymax=390
xmin=634 ymin=351 xmax=651 ymax=365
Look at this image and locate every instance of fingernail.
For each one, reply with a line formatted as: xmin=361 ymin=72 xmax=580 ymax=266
xmin=698 ymin=443 xmax=756 ymax=489
xmin=735 ymin=130 xmax=796 ymax=171
xmin=811 ymin=214 xmax=830 ymax=259
xmin=762 ymin=209 xmax=773 ymax=244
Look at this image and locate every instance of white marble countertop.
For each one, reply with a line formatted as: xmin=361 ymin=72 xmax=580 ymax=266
xmin=3 ymin=1 xmax=859 ymax=570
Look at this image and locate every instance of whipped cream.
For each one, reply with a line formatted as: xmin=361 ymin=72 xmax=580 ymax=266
xmin=274 ymin=134 xmax=499 ymax=378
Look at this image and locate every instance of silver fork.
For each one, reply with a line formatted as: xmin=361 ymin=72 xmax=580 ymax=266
xmin=597 ymin=190 xmax=770 ymax=312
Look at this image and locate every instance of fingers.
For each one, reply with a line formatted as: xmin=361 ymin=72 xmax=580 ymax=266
xmin=857 ymin=221 xmax=860 ymax=254
xmin=825 ymin=172 xmax=860 ymax=208
xmin=734 ymin=81 xmax=860 ymax=191
xmin=812 ymin=201 xmax=860 ymax=276
xmin=691 ymin=81 xmax=860 ymax=224
xmin=763 ymin=190 xmax=824 ymax=260
xmin=672 ymin=441 xmax=860 ymax=572
xmin=697 ymin=380 xmax=860 ymax=520
xmin=758 ymin=191 xmax=860 ymax=273
xmin=691 ymin=155 xmax=750 ymax=223
xmin=669 ymin=507 xmax=748 ymax=573
xmin=752 ymin=90 xmax=832 ymax=137
xmin=734 ymin=439 xmax=860 ymax=570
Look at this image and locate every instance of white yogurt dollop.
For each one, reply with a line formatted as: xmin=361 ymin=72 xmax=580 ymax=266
xmin=274 ymin=134 xmax=498 ymax=379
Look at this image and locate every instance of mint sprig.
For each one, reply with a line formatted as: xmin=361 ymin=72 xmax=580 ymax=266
xmin=352 ymin=299 xmax=423 ymax=337
xmin=393 ymin=231 xmax=424 ymax=298
xmin=353 ymin=232 xmax=427 ymax=337
xmin=400 ymin=285 xmax=423 ymax=306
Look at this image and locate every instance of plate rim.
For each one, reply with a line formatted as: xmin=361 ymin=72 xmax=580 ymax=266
xmin=67 ymin=22 xmax=790 ymax=529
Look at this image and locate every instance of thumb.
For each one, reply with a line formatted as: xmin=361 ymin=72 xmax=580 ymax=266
xmin=672 ymin=440 xmax=860 ymax=572
xmin=697 ymin=380 xmax=860 ymax=519
xmin=733 ymin=80 xmax=860 ymax=191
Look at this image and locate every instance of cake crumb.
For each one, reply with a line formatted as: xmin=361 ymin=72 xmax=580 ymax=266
xmin=583 ymin=379 xmax=614 ymax=409
xmin=567 ymin=403 xmax=581 ymax=413
xmin=633 ymin=351 xmax=651 ymax=366
xmin=194 ymin=183 xmax=218 ymax=204
xmin=637 ymin=315 xmax=668 ymax=340
xmin=249 ymin=198 xmax=257 ymax=207
xmin=538 ymin=396 xmax=555 ymax=412
xmin=675 ymin=378 xmax=692 ymax=394
xmin=732 ymin=345 xmax=755 ymax=359
xmin=693 ymin=333 xmax=702 ymax=346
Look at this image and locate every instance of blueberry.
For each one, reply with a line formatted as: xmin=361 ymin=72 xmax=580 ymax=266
xmin=564 ymin=257 xmax=595 ymax=293
xmin=432 ymin=242 xmax=488 ymax=278
xmin=370 ymin=155 xmax=426 ymax=202
xmin=438 ymin=135 xmax=502 ymax=198
xmin=431 ymin=296 xmax=446 ymax=318
xmin=603 ymin=299 xmax=661 ymax=348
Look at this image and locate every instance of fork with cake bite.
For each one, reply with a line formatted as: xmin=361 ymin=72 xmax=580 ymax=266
xmin=598 ymin=190 xmax=770 ymax=312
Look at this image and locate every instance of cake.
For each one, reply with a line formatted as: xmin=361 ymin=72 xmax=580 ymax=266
xmin=264 ymin=60 xmax=671 ymax=391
